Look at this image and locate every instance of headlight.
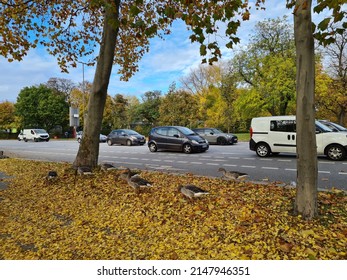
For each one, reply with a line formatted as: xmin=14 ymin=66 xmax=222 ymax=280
xmin=130 ymin=136 xmax=137 ymax=140
xmin=191 ymin=140 xmax=199 ymax=145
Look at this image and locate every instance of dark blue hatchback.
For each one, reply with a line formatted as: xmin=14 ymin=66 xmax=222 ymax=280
xmin=148 ymin=126 xmax=209 ymax=153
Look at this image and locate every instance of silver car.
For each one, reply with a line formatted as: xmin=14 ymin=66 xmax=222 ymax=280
xmin=192 ymin=128 xmax=238 ymax=145
xmin=76 ymin=131 xmax=107 ymax=143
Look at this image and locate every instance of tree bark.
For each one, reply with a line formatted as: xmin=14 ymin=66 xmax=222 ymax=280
xmin=293 ymin=0 xmax=318 ymax=219
xmin=73 ymin=1 xmax=120 ymax=168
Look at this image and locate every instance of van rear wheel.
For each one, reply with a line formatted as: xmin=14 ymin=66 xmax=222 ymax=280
xmin=326 ymin=144 xmax=345 ymax=161
xmin=255 ymin=143 xmax=271 ymax=157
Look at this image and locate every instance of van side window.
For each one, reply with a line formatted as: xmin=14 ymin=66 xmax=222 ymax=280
xmin=270 ymin=120 xmax=296 ymax=132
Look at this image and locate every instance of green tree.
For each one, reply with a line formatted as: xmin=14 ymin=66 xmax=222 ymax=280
xmin=15 ymin=85 xmax=69 ymax=131
xmin=137 ymin=90 xmax=162 ymax=125
xmin=232 ymin=16 xmax=296 ymax=116
xmin=159 ymin=88 xmax=199 ymax=127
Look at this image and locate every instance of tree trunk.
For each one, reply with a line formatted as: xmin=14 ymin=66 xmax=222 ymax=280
xmin=73 ymin=1 xmax=120 ymax=168
xmin=293 ymin=0 xmax=318 ymax=220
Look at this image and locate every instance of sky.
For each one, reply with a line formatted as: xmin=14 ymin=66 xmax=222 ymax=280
xmin=0 ymin=0 xmax=330 ymax=103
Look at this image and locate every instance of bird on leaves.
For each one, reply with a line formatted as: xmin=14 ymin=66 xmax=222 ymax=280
xmin=46 ymin=170 xmax=58 ymax=181
xmin=100 ymin=163 xmax=117 ymax=171
xmin=218 ymin=167 xmax=248 ymax=180
xmin=123 ymin=168 xmax=152 ymax=193
xmin=76 ymin=166 xmax=93 ymax=176
xmin=178 ymin=185 xmax=209 ymax=200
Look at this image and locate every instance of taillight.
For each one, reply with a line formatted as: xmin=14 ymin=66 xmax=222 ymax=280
xmin=250 ymin=127 xmax=253 ymax=138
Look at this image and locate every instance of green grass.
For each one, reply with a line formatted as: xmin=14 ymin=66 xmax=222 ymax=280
xmin=235 ymin=133 xmax=250 ymax=142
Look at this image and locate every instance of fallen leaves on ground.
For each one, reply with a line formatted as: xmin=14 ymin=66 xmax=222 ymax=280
xmin=0 ymin=158 xmax=346 ymax=260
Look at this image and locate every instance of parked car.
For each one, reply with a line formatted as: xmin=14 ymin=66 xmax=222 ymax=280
xmin=106 ymin=129 xmax=146 ymax=146
xmin=250 ymin=115 xmax=347 ymax=161
xmin=18 ymin=129 xmax=50 ymax=142
xmin=318 ymin=120 xmax=347 ymax=133
xmin=148 ymin=126 xmax=209 ymax=153
xmin=192 ymin=128 xmax=238 ymax=145
xmin=77 ymin=131 xmax=107 ymax=143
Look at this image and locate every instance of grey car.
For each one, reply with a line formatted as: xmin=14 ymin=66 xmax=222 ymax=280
xmin=318 ymin=120 xmax=347 ymax=133
xmin=106 ymin=129 xmax=146 ymax=146
xmin=192 ymin=128 xmax=238 ymax=145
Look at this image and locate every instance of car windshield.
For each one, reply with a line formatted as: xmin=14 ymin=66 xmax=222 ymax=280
xmin=122 ymin=129 xmax=139 ymax=135
xmin=34 ymin=129 xmax=47 ymax=134
xmin=316 ymin=121 xmax=333 ymax=132
xmin=179 ymin=127 xmax=196 ymax=135
xmin=327 ymin=122 xmax=347 ymax=131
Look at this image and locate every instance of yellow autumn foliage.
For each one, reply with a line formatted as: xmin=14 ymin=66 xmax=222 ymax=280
xmin=0 ymin=158 xmax=346 ymax=260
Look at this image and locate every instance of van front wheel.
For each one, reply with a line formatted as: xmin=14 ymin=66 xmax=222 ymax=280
xmin=255 ymin=143 xmax=271 ymax=157
xmin=326 ymin=144 xmax=345 ymax=161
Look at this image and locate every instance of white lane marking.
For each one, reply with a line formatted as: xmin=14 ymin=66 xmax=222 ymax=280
xmin=285 ymin=168 xmax=297 ymax=171
xmin=262 ymin=167 xmax=279 ymax=170
xmin=318 ymin=171 xmax=330 ymax=174
xmin=241 ymin=165 xmax=256 ymax=168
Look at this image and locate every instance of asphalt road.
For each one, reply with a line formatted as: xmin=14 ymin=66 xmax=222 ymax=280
xmin=0 ymin=139 xmax=346 ymax=191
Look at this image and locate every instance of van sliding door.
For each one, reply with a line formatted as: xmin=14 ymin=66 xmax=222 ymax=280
xmin=269 ymin=120 xmax=297 ymax=154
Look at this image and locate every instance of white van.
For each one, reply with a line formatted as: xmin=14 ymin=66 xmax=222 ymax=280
xmin=18 ymin=129 xmax=50 ymax=142
xmin=249 ymin=116 xmax=347 ymax=161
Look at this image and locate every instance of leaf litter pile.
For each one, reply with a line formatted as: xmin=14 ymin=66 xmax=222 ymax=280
xmin=0 ymin=158 xmax=346 ymax=260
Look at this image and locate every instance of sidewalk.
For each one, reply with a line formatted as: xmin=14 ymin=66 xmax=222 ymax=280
xmin=0 ymin=151 xmax=10 ymax=190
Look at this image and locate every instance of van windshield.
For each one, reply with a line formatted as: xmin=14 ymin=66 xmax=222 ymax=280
xmin=33 ymin=129 xmax=47 ymax=134
xmin=315 ymin=121 xmax=333 ymax=133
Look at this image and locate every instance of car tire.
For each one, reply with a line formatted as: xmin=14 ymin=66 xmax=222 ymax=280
xmin=326 ymin=144 xmax=345 ymax=161
xmin=217 ymin=137 xmax=227 ymax=145
xmin=107 ymin=139 xmax=113 ymax=146
xmin=148 ymin=142 xmax=157 ymax=152
xmin=255 ymin=143 xmax=271 ymax=157
xmin=126 ymin=139 xmax=132 ymax=146
xmin=24 ymin=138 xmax=28 ymax=142
xmin=183 ymin=143 xmax=192 ymax=154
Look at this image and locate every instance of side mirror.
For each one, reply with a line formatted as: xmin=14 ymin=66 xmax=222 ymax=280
xmin=173 ymin=134 xmax=180 ymax=138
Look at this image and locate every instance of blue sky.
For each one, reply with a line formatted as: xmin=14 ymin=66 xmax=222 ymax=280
xmin=0 ymin=0 xmax=330 ymax=103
